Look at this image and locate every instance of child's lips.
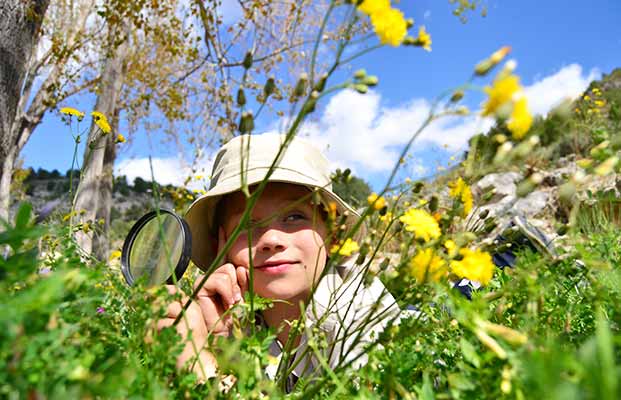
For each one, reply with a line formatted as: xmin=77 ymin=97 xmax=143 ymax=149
xmin=255 ymin=260 xmax=297 ymax=274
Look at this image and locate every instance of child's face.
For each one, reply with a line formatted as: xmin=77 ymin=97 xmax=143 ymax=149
xmin=221 ymin=183 xmax=329 ymax=304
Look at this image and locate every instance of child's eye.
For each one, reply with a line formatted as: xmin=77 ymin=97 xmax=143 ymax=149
xmin=284 ymin=213 xmax=306 ymax=223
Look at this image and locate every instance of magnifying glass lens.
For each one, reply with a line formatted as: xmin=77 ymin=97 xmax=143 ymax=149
xmin=122 ymin=211 xmax=190 ymax=286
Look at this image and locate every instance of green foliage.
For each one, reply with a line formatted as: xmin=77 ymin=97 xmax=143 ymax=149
xmin=331 ymin=170 xmax=372 ymax=208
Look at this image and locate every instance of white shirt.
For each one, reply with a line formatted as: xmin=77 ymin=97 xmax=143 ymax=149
xmin=262 ymin=258 xmax=401 ymax=391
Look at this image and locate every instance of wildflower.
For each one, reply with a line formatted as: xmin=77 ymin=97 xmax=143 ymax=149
xmin=96 ymin=306 xmax=105 ymax=314
xmin=370 ymin=7 xmax=407 ymax=47
xmin=490 ymin=46 xmax=511 ymax=64
xmin=482 ymin=74 xmax=521 ymax=116
xmin=109 ymin=250 xmax=122 ymax=261
xmin=399 ymin=208 xmax=442 ymax=242
xmin=474 ymin=46 xmax=511 ymax=76
xmin=594 ymin=99 xmax=606 ymax=107
xmin=367 ymin=192 xmax=386 ymax=210
xmin=330 ymin=238 xmax=360 ymax=257
xmin=507 ymin=97 xmax=533 ymax=140
xmin=325 ymin=201 xmax=337 ymax=221
xmin=60 ymin=107 xmax=85 ymax=120
xmin=444 ymin=239 xmax=458 ymax=257
xmin=195 ymin=175 xmax=204 ymax=180
xmin=82 ymin=222 xmax=91 ymax=233
xmin=357 ymin=0 xmax=390 ymax=16
xmin=583 ymin=95 xmax=591 ymax=101
xmin=115 ymin=134 xmax=126 ymax=143
xmin=379 ymin=211 xmax=393 ymax=222
xmin=448 ymin=177 xmax=473 ymax=216
xmin=410 ymin=248 xmax=446 ymax=282
xmin=450 ymin=248 xmax=495 ymax=285
xmin=91 ymin=111 xmax=111 ymax=134
xmin=412 ymin=26 xmax=432 ymax=51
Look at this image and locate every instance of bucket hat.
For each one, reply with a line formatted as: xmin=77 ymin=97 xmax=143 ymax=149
xmin=185 ymin=134 xmax=360 ymax=271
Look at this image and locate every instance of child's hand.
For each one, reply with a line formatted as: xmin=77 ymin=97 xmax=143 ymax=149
xmin=193 ymin=227 xmax=249 ymax=337
xmin=157 ymin=285 xmax=217 ymax=380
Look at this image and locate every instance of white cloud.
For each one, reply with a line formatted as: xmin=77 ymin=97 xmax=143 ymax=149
xmin=115 ymin=156 xmax=211 ymax=189
xmin=524 ymin=64 xmax=600 ymax=115
xmin=295 ymin=64 xmax=599 ymax=177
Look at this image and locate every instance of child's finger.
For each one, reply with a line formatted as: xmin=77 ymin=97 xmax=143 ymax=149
xmin=157 ymin=318 xmax=175 ymax=331
xmin=236 ymin=266 xmax=249 ymax=295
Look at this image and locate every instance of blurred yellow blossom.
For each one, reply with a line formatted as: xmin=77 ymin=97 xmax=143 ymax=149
xmin=91 ymin=111 xmax=111 ymax=134
xmin=399 ymin=208 xmax=441 ymax=242
xmin=410 ymin=248 xmax=446 ymax=282
xmin=60 ymin=107 xmax=85 ymax=120
xmin=109 ymin=250 xmax=122 ymax=261
xmin=450 ymin=248 xmax=495 ymax=285
xmin=594 ymin=100 xmax=606 ymax=107
xmin=330 ymin=238 xmax=360 ymax=257
xmin=448 ymin=177 xmax=473 ymax=216
xmin=367 ymin=192 xmax=387 ymax=210
xmin=370 ymin=7 xmax=407 ymax=47
xmin=583 ymin=95 xmax=591 ymax=101
xmin=379 ymin=211 xmax=393 ymax=222
xmin=413 ymin=26 xmax=432 ymax=51
xmin=490 ymin=46 xmax=511 ymax=64
xmin=444 ymin=239 xmax=458 ymax=257
xmin=482 ymin=74 xmax=521 ymax=116
xmin=507 ymin=97 xmax=533 ymax=140
xmin=115 ymin=134 xmax=126 ymax=143
xmin=357 ymin=0 xmax=390 ymax=15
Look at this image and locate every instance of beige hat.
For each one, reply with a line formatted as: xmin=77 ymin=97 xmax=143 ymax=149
xmin=185 ymin=134 xmax=360 ymax=271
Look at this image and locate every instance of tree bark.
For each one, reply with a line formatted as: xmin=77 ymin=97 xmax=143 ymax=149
xmin=0 ymin=0 xmax=50 ymax=221
xmin=91 ymin=108 xmax=119 ymax=260
xmin=73 ymin=29 xmax=129 ymax=256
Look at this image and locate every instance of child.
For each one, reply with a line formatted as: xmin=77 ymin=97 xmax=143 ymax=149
xmin=158 ymin=134 xmax=400 ymax=390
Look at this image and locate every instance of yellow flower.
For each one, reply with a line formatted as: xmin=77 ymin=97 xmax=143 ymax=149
xmin=367 ymin=192 xmax=387 ymax=210
xmin=370 ymin=7 xmax=407 ymax=47
xmin=109 ymin=250 xmax=122 ymax=261
xmin=195 ymin=175 xmax=204 ymax=180
xmin=115 ymin=134 xmax=126 ymax=143
xmin=444 ymin=239 xmax=458 ymax=258
xmin=413 ymin=26 xmax=432 ymax=51
xmin=399 ymin=208 xmax=441 ymax=242
xmin=490 ymin=46 xmax=511 ymax=64
xmin=448 ymin=177 xmax=473 ymax=216
xmin=583 ymin=95 xmax=591 ymax=101
xmin=379 ymin=211 xmax=393 ymax=222
xmin=60 ymin=107 xmax=85 ymax=120
xmin=594 ymin=100 xmax=606 ymax=107
xmin=482 ymin=74 xmax=521 ymax=116
xmin=410 ymin=248 xmax=446 ymax=282
xmin=450 ymin=248 xmax=495 ymax=285
xmin=507 ymin=97 xmax=533 ymax=140
xmin=91 ymin=111 xmax=111 ymax=134
xmin=330 ymin=238 xmax=360 ymax=257
xmin=357 ymin=0 xmax=390 ymax=15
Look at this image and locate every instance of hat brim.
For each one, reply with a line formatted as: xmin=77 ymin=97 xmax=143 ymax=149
xmin=184 ymin=167 xmax=361 ymax=271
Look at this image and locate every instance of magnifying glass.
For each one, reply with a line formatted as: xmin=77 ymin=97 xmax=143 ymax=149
xmin=120 ymin=209 xmax=192 ymax=286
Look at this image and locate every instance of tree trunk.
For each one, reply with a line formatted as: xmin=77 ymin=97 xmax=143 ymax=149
xmin=73 ymin=30 xmax=129 ymax=256
xmin=0 ymin=0 xmax=50 ymax=221
xmin=91 ymin=109 xmax=119 ymax=260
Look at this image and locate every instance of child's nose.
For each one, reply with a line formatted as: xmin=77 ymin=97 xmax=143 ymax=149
xmin=256 ymin=228 xmax=287 ymax=252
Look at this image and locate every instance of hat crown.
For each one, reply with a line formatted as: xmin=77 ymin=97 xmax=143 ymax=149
xmin=209 ymin=134 xmax=333 ymax=192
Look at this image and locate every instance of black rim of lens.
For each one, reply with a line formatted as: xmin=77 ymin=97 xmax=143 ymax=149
xmin=120 ymin=209 xmax=192 ymax=286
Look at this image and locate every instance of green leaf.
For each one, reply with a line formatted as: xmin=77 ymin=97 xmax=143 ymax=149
xmin=460 ymin=337 xmax=481 ymax=368
xmin=416 ymin=372 xmax=435 ymax=400
xmin=15 ymin=202 xmax=33 ymax=229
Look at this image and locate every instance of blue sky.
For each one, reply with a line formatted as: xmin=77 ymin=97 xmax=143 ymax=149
xmin=22 ymin=0 xmax=621 ymax=191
